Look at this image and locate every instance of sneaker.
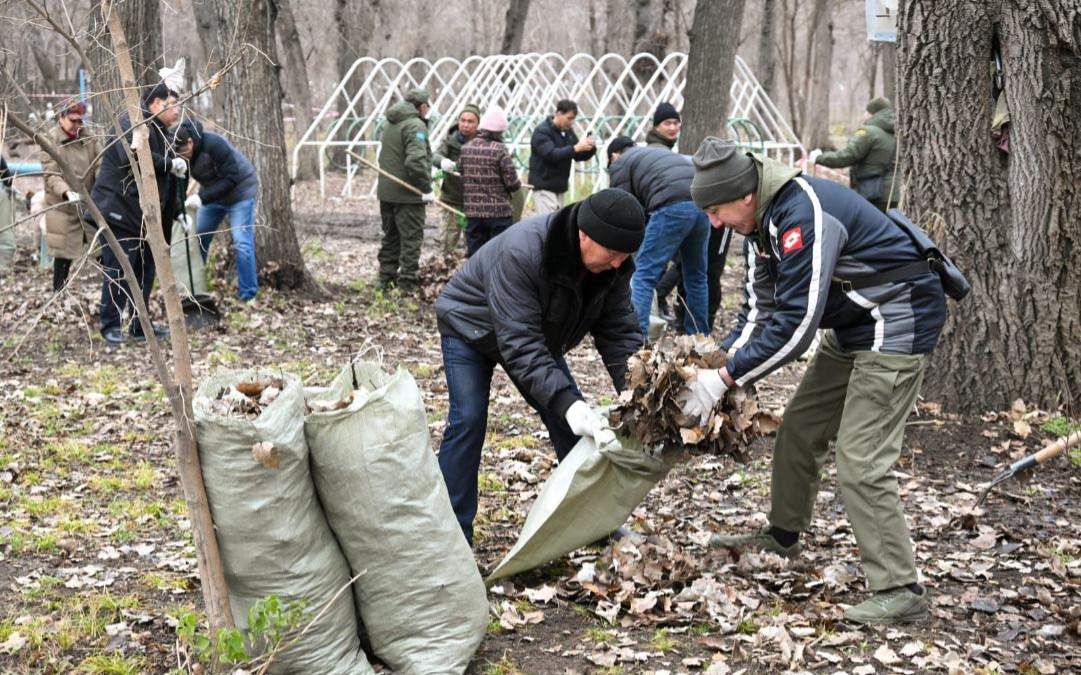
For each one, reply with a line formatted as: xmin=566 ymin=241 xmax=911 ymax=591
xmin=709 ymin=527 xmax=802 ymax=558
xmin=130 ymin=324 xmax=169 ymax=341
xmin=101 ymin=327 xmax=125 ymax=345
xmin=843 ymin=586 xmax=929 ymax=625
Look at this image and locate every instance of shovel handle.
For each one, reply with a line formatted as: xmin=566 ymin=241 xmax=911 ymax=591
xmin=1032 ymin=430 xmax=1081 ymax=464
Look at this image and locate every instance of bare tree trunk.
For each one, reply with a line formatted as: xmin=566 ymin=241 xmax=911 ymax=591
xmin=681 ymin=0 xmax=747 ymax=154
xmin=604 ymin=0 xmax=627 ymax=54
xmin=778 ymin=0 xmax=801 ymax=137
xmin=632 ymin=0 xmax=653 ymax=53
xmin=501 ymin=0 xmax=532 ymax=54
xmin=191 ymin=0 xmax=227 ymax=117
xmin=30 ymin=40 xmax=62 ymax=94
xmin=276 ymin=0 xmax=318 ymax=180
xmin=87 ymin=0 xmax=162 ymax=112
xmin=898 ymin=0 xmax=1081 ymax=413
xmin=755 ymin=0 xmax=778 ymax=97
xmin=866 ymin=43 xmax=879 ymax=101
xmin=213 ymin=0 xmax=315 ymax=292
xmin=804 ymin=0 xmax=834 ymax=149
xmin=880 ymin=41 xmax=897 ymax=103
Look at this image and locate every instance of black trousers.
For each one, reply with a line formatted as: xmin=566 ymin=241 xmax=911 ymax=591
xmin=656 ymin=225 xmax=732 ymax=332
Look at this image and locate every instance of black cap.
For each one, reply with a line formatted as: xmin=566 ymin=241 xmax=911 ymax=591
xmin=606 ymin=136 xmax=636 ymax=166
xmin=653 ymin=102 xmax=681 ymax=126
xmin=576 ymin=189 xmax=646 ymax=253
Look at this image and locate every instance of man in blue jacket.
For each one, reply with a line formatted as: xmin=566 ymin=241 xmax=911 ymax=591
xmin=527 ymin=99 xmax=596 ymax=213
xmin=173 ymin=120 xmax=259 ymax=300
xmin=680 ymin=138 xmax=947 ymax=625
xmin=606 ymin=137 xmax=710 ymax=336
xmin=91 ymin=83 xmax=185 ymax=344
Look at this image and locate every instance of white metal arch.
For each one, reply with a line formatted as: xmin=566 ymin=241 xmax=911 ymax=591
xmin=293 ymin=52 xmax=803 ymax=200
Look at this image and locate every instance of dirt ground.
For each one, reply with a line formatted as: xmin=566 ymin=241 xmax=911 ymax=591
xmin=0 ymin=177 xmax=1078 ymax=674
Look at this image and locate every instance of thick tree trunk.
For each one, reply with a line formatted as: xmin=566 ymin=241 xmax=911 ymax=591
xmin=500 ymin=0 xmax=532 ymax=54
xmin=681 ymin=0 xmax=747 ymax=154
xmin=30 ymin=40 xmax=62 ymax=94
xmin=866 ymin=43 xmax=879 ymax=102
xmin=276 ymin=0 xmax=318 ymax=180
xmin=755 ymin=0 xmax=778 ymax=98
xmin=604 ymin=0 xmax=628 ymax=55
xmin=880 ymin=41 xmax=897 ymax=103
xmin=804 ymin=0 xmax=834 ymax=149
xmin=898 ymin=0 xmax=1081 ymax=413
xmin=213 ymin=0 xmax=314 ymax=292
xmin=87 ymin=0 xmax=162 ymax=115
xmin=190 ymin=0 xmax=227 ymax=117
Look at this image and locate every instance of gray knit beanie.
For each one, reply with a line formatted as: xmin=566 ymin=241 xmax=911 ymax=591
xmin=689 ymin=137 xmax=758 ymax=209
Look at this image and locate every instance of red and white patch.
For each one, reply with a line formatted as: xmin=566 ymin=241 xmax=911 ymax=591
xmin=781 ymin=228 xmax=804 ymax=254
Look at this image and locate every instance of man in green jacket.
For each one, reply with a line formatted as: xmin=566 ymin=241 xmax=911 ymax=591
xmin=377 ymin=88 xmax=434 ymax=292
xmin=645 ymin=102 xmax=680 ymax=150
xmin=810 ymin=97 xmax=900 ymax=211
xmin=433 ymin=103 xmax=480 ymax=253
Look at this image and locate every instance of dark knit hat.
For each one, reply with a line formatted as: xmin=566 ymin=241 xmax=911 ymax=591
xmin=866 ymin=96 xmax=891 ymax=114
xmin=405 ymin=87 xmax=430 ymax=106
xmin=576 ymin=189 xmax=646 ymax=253
xmin=689 ymin=137 xmax=758 ymax=209
xmin=653 ymin=102 xmax=681 ymax=126
xmin=460 ymin=103 xmax=481 ymax=120
xmin=606 ymin=136 xmax=636 ymax=166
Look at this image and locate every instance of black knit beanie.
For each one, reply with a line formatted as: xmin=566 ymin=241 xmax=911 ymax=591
xmin=576 ymin=189 xmax=646 ymax=253
xmin=606 ymin=136 xmax=636 ymax=166
xmin=653 ymin=102 xmax=681 ymax=126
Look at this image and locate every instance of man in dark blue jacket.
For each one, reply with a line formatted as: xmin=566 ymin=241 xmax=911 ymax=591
xmin=91 ymin=84 xmax=185 ymax=344
xmin=434 ymin=189 xmax=645 ymax=544
xmin=607 ymin=137 xmax=711 ymax=336
xmin=527 ymin=99 xmax=596 ymax=213
xmin=173 ymin=120 xmax=259 ymax=300
xmin=680 ymin=138 xmax=947 ymax=625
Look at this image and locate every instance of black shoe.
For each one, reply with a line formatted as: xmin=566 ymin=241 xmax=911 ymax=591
xmin=130 ymin=324 xmax=169 ymax=341
xmin=101 ymin=327 xmax=125 ymax=345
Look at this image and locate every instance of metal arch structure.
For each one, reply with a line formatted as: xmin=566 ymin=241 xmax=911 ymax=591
xmin=293 ymin=52 xmax=803 ymax=199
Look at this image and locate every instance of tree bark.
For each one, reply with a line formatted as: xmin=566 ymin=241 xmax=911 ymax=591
xmin=755 ymin=0 xmax=778 ymax=98
xmin=500 ymin=0 xmax=532 ymax=54
xmin=681 ymin=0 xmax=747 ymax=154
xmin=213 ymin=0 xmax=315 ymax=292
xmin=87 ymin=0 xmax=162 ymax=115
xmin=604 ymin=0 xmax=628 ymax=54
xmin=804 ymin=0 xmax=834 ymax=149
xmin=880 ymin=40 xmax=897 ymax=103
xmin=190 ymin=0 xmax=227 ymax=117
xmin=276 ymin=0 xmax=318 ymax=180
xmin=866 ymin=43 xmax=880 ymax=102
xmin=897 ymin=0 xmax=1081 ymax=413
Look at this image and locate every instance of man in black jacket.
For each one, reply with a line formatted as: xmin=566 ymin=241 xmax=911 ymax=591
xmin=173 ymin=120 xmax=260 ymax=300
xmin=607 ymin=138 xmax=712 ymax=337
xmin=527 ymin=99 xmax=596 ymax=213
xmin=434 ymin=189 xmax=646 ymax=544
xmin=92 ymin=84 xmax=185 ymax=345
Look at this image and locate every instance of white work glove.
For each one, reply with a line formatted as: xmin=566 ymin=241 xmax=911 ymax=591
xmin=185 ymin=194 xmax=202 ymax=210
xmin=65 ymin=190 xmax=81 ymax=203
xmin=420 ymin=191 xmax=436 ymax=203
xmin=807 ymin=148 xmax=822 ymax=164
xmin=565 ymin=400 xmax=617 ymax=447
xmin=170 ymin=157 xmax=188 ymax=177
xmin=440 ymin=158 xmax=457 ymax=172
xmin=677 ymin=368 xmax=729 ymax=425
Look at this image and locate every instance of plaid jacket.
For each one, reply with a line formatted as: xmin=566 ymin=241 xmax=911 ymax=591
xmin=460 ymin=131 xmax=521 ymax=218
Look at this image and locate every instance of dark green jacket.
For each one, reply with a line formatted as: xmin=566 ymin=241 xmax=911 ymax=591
xmin=816 ymin=108 xmax=899 ymax=205
xmin=645 ymin=127 xmax=676 ymax=150
xmin=377 ymin=100 xmax=432 ymax=204
xmin=432 ymin=124 xmax=470 ymax=206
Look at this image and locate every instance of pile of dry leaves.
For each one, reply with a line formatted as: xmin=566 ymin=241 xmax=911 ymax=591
xmin=609 ymin=336 xmax=781 ymax=456
xmin=210 ymin=377 xmax=283 ymax=418
xmin=417 ymin=252 xmax=464 ymax=302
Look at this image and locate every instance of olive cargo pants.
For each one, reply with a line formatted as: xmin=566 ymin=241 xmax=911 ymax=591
xmin=378 ymin=201 xmax=426 ymax=288
xmin=769 ymin=330 xmax=926 ymax=591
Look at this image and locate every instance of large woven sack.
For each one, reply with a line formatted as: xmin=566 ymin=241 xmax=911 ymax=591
xmin=305 ymin=362 xmax=489 ymax=675
xmin=194 ymin=370 xmax=373 ymax=674
xmin=170 ymin=214 xmax=207 ymax=299
xmin=486 ymin=433 xmax=680 ymax=584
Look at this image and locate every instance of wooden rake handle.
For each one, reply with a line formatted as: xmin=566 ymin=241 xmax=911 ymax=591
xmin=346 ymin=149 xmax=465 ymax=218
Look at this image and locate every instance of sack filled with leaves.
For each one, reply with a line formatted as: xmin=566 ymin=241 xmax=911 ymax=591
xmin=486 ymin=430 xmax=684 ymax=585
xmin=193 ymin=370 xmax=373 ymax=674
xmin=609 ymin=335 xmax=781 ymax=456
xmin=304 ymin=362 xmax=489 ymax=675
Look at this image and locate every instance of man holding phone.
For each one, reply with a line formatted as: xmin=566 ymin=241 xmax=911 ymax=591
xmin=528 ymin=99 xmax=596 ymax=213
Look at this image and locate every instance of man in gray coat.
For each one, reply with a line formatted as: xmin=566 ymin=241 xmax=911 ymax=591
xmin=607 ymin=137 xmax=711 ymax=336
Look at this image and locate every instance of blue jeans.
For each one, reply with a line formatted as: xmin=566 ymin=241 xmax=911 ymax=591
xmin=437 ymin=334 xmax=582 ymax=544
xmin=100 ymin=233 xmax=155 ymax=334
xmin=630 ymin=200 xmax=710 ymax=335
xmin=196 ymin=197 xmax=258 ymax=300
xmin=465 ymin=216 xmax=513 ymax=257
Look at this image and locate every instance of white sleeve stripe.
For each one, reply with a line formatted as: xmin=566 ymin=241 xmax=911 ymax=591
xmin=735 ymin=176 xmax=823 ymax=386
xmin=842 ymin=289 xmax=885 ymax=352
xmin=728 ymin=241 xmax=758 ymax=355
